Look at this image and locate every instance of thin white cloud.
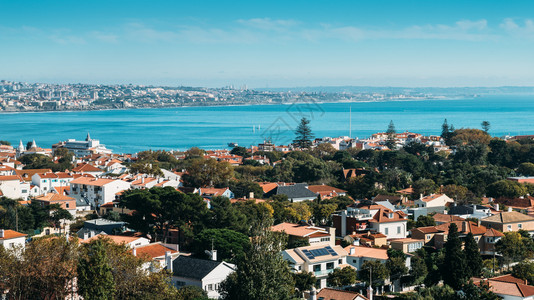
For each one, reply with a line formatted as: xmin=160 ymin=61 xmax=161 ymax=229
xmin=237 ymin=18 xmax=298 ymax=31
xmin=500 ymin=18 xmax=534 ymax=38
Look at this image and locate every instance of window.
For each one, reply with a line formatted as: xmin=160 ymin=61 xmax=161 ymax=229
xmin=518 ymin=224 xmax=523 ymax=229
xmin=508 ymin=225 xmax=512 ymax=231
xmin=313 ymin=264 xmax=321 ymax=272
xmin=207 ymin=284 xmax=213 ymax=291
xmin=338 ymin=259 xmax=342 ymax=264
xmin=21 ymin=189 xmax=27 ymax=193
xmin=353 ymin=259 xmax=357 ymax=263
xmin=175 ymin=281 xmax=186 ymax=287
xmin=426 ymin=235 xmax=431 ymax=240
xmin=397 ymin=226 xmax=401 ymax=234
xmin=385 ymin=228 xmax=389 ymax=235
xmin=326 ymin=262 xmax=334 ymax=269
xmin=66 ymin=203 xmax=69 ymax=208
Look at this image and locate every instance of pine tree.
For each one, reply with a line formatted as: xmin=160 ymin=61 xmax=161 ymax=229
xmin=219 ymin=217 xmax=295 ymax=300
xmin=78 ymin=239 xmax=116 ymax=300
xmin=441 ymin=119 xmax=449 ymax=138
xmin=385 ymin=120 xmax=397 ymax=150
xmin=481 ymin=121 xmax=491 ymax=132
xmin=464 ymin=232 xmax=483 ymax=278
xmin=293 ymin=117 xmax=314 ymax=149
xmin=442 ymin=223 xmax=467 ymax=290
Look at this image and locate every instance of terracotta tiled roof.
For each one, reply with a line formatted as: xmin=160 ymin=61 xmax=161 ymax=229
xmin=482 ymin=211 xmax=534 ymax=224
xmin=344 ymin=245 xmax=388 ymax=260
xmin=15 ymin=169 xmax=53 ymax=181
xmin=271 ymin=222 xmax=328 ymax=238
xmin=72 ymin=163 xmax=102 ymax=172
xmin=307 ymin=185 xmax=347 ymax=194
xmin=0 ymin=175 xmax=20 ymax=181
xmin=70 ymin=177 xmax=115 ymax=186
xmin=134 ymin=243 xmax=177 ymax=259
xmin=258 ymin=182 xmax=278 ymax=194
xmin=432 ymin=213 xmax=465 ymax=223
xmin=0 ymin=229 xmax=27 ymax=240
xmin=316 ymin=288 xmax=369 ymax=300
xmin=473 ymin=277 xmax=534 ymax=297
xmin=34 ymin=193 xmax=75 ymax=202
xmin=484 ymin=228 xmax=505 ymax=237
xmin=491 ymin=274 xmax=527 ymax=284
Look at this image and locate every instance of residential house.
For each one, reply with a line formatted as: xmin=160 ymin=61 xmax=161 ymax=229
xmin=70 ymin=177 xmax=131 ymax=207
xmin=390 ymin=238 xmax=425 ymax=253
xmin=449 ymin=204 xmax=494 ymax=220
xmin=472 ymin=275 xmax=534 ymax=300
xmin=80 ymin=234 xmax=150 ymax=248
xmin=343 ymin=232 xmax=388 ymax=248
xmin=199 ymin=187 xmax=234 ymax=200
xmin=0 ymin=229 xmax=26 ymax=250
xmin=333 ymin=204 xmax=408 ymax=239
xmin=33 ymin=193 xmax=77 ymax=216
xmin=431 ymin=213 xmax=465 ymax=225
xmin=82 ymin=219 xmax=126 ymax=235
xmin=344 ymin=245 xmax=396 ymax=271
xmin=265 ymin=183 xmax=318 ymax=202
xmin=133 ymin=242 xmax=180 ymax=271
xmin=307 ymin=185 xmax=348 ymax=200
xmin=283 ymin=244 xmax=348 ymax=288
xmin=271 ymin=222 xmax=335 ymax=246
xmin=315 ymin=288 xmax=369 ymax=300
xmin=411 ymin=221 xmax=504 ymax=254
xmin=169 ymin=256 xmax=235 ymax=299
xmin=414 ymin=194 xmax=454 ymax=208
xmin=0 ymin=175 xmax=30 ymax=200
xmin=72 ymin=163 xmax=104 ymax=176
xmin=481 ymin=210 xmax=534 ymax=234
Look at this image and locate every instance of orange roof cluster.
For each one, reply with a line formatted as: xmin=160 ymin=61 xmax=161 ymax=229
xmin=72 ymin=163 xmax=102 ymax=173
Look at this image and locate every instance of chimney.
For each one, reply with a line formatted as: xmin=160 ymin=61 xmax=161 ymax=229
xmin=165 ymin=251 xmax=173 ymax=272
xmin=249 ymin=192 xmax=254 ymax=199
xmin=350 ymin=247 xmax=356 ymax=255
xmin=308 ymin=287 xmax=317 ymax=300
xmin=508 ymin=207 xmax=513 ymax=212
xmin=132 ymin=247 xmax=137 ymax=256
xmin=0 ymin=229 xmax=4 ymax=238
xmin=495 ymin=203 xmax=499 ymax=211
xmin=478 ymin=219 xmax=481 ymax=227
xmin=211 ymin=250 xmax=217 ymax=261
xmin=420 ymin=194 xmax=423 ymax=200
xmin=83 ymin=232 xmax=89 ymax=240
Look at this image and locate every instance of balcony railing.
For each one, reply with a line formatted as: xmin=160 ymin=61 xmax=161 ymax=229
xmin=314 ymin=269 xmax=334 ymax=277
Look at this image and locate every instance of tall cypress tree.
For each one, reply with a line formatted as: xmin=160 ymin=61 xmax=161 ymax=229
xmin=293 ymin=117 xmax=314 ymax=149
xmin=78 ymin=239 xmax=116 ymax=300
xmin=464 ymin=232 xmax=483 ymax=278
xmin=443 ymin=223 xmax=467 ymax=290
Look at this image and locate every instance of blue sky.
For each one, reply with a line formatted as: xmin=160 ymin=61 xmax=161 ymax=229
xmin=1 ymin=0 xmax=533 ymax=87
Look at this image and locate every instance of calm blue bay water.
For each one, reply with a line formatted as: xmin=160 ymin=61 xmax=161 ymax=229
xmin=1 ymin=95 xmax=533 ymax=153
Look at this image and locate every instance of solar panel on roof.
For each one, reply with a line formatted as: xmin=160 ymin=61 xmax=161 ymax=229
xmin=302 ymin=250 xmax=315 ymax=259
xmin=325 ymin=246 xmax=337 ymax=256
xmin=309 ymin=248 xmax=330 ymax=257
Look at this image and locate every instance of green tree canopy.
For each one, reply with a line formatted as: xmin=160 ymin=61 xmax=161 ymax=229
xmin=327 ymin=266 xmax=357 ymax=287
xmin=293 ymin=117 xmax=314 ymax=149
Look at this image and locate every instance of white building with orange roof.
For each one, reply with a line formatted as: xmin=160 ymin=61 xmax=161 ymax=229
xmin=0 ymin=164 xmax=15 ymax=176
xmin=271 ymin=222 xmax=335 ymax=246
xmin=70 ymin=177 xmax=131 ymax=207
xmin=414 ymin=193 xmax=454 ymax=208
xmin=199 ymin=187 xmax=234 ymax=199
xmin=80 ymin=234 xmax=150 ymax=248
xmin=0 ymin=229 xmax=27 ymax=250
xmin=72 ymin=163 xmax=104 ymax=176
xmin=0 ymin=175 xmax=30 ymax=200
xmin=33 ymin=192 xmax=77 ymax=216
xmin=283 ymin=244 xmax=348 ymax=288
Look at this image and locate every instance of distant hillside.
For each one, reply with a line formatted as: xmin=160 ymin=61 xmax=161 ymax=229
xmin=256 ymin=86 xmax=534 ymax=95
